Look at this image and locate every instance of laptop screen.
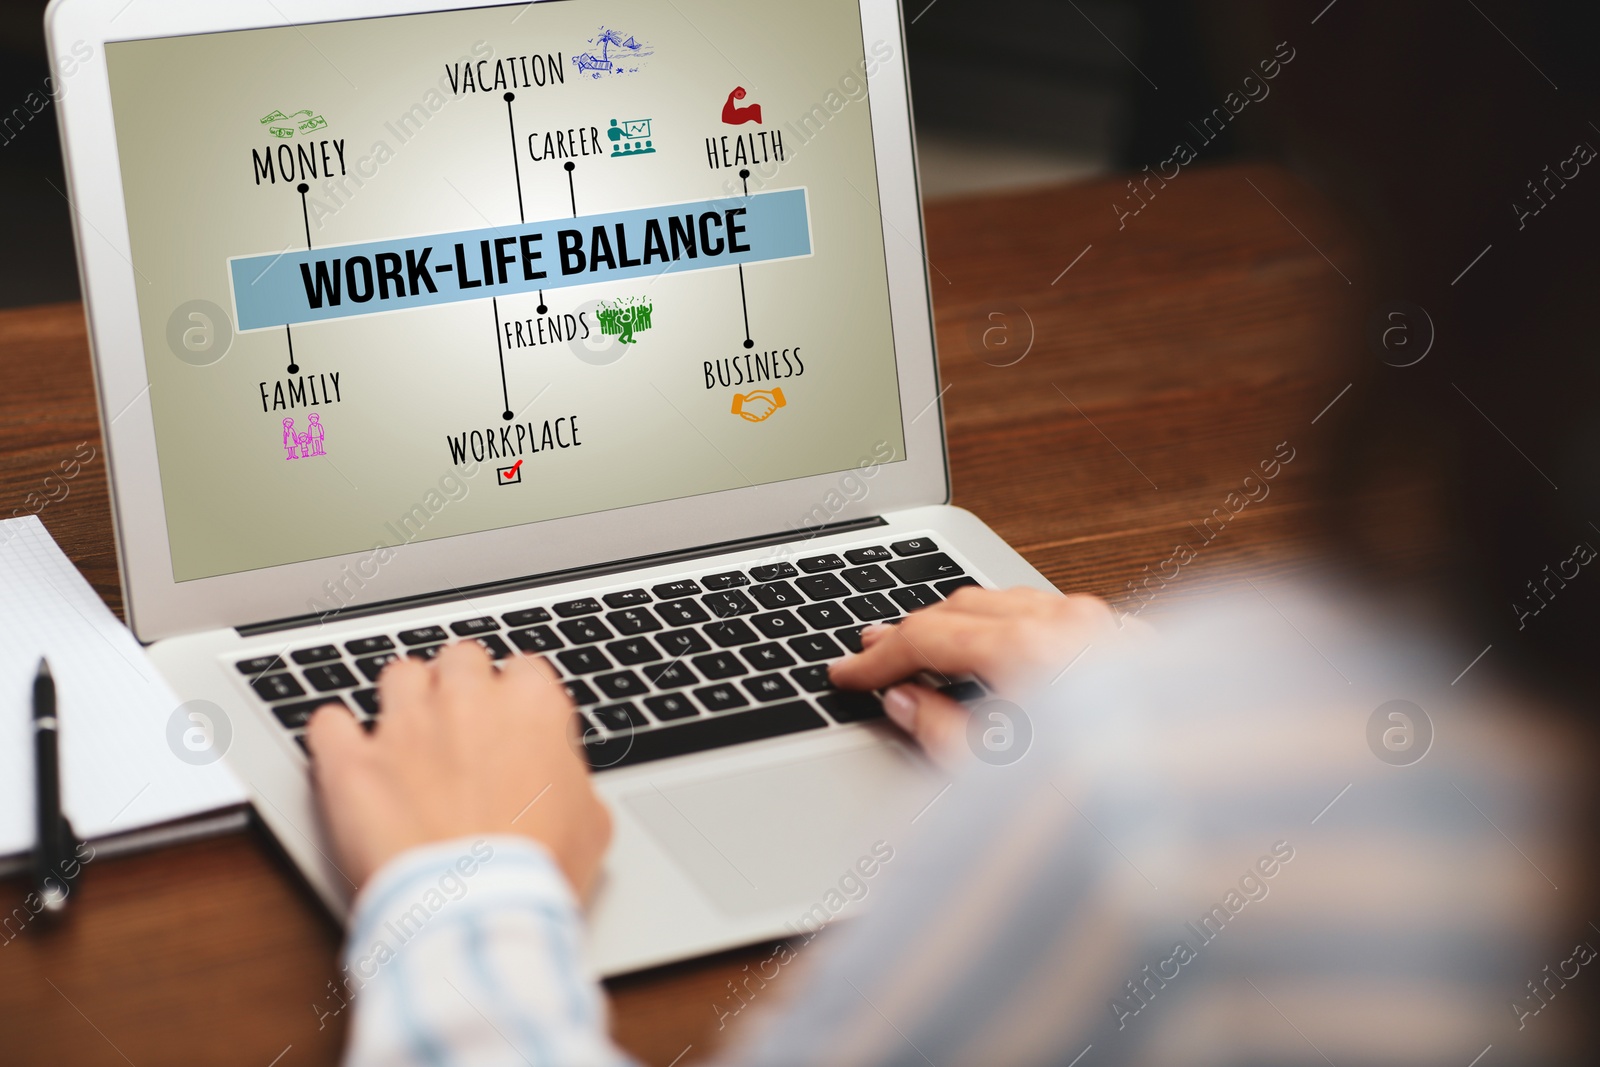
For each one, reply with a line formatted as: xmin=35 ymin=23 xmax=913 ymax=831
xmin=103 ymin=1 xmax=906 ymax=583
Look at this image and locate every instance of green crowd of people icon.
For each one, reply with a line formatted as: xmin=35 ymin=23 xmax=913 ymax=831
xmin=596 ymin=299 xmax=653 ymax=344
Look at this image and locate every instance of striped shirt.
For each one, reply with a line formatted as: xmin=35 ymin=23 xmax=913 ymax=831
xmin=340 ymin=588 xmax=1586 ymax=1066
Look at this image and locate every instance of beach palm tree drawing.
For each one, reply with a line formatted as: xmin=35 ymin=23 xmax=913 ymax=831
xmin=572 ymin=28 xmax=652 ymax=77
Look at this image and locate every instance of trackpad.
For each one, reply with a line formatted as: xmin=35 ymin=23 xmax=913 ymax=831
xmin=625 ymin=742 xmax=938 ymax=917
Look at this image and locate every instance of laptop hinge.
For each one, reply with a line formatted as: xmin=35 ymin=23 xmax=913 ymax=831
xmin=236 ymin=515 xmax=889 ymax=637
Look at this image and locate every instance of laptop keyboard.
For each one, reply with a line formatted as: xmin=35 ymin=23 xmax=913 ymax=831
xmin=233 ymin=537 xmax=983 ymax=771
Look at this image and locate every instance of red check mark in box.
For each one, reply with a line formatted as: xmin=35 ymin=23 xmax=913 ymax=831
xmin=498 ymin=460 xmax=523 ymax=486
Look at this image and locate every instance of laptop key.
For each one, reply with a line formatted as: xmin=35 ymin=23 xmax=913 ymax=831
xmin=844 ymin=546 xmax=893 ymax=564
xmin=818 ymin=691 xmax=886 ymax=723
xmin=748 ymin=562 xmax=798 ymax=581
xmin=704 ymin=619 xmax=759 ymax=647
xmin=787 ymin=633 xmax=844 ymax=663
xmin=473 ymin=634 xmax=512 ymax=660
xmin=657 ymin=598 xmax=711 ymax=626
xmin=889 ymin=538 xmax=939 ymax=557
xmin=742 ymin=643 xmax=797 ymax=671
xmin=790 ymin=664 xmax=834 ymax=693
xmin=657 ymin=628 xmax=712 ymax=657
xmin=303 ymin=663 xmax=359 ymax=692
xmin=652 ymin=579 xmax=702 ymax=599
xmin=835 ymin=626 xmax=868 ymax=654
xmin=351 ymin=689 xmax=380 ymax=716
xmin=345 ymin=636 xmax=394 ymax=656
xmin=236 ymin=655 xmax=284 ymax=676
xmin=941 ymin=679 xmax=987 ymax=702
xmin=594 ymin=702 xmax=648 ymax=731
xmin=503 ymin=607 xmax=552 ymax=627
xmin=886 ymin=553 xmax=964 ymax=584
xmin=252 ymin=673 xmax=305 ymax=702
xmin=272 ymin=697 xmax=342 ymax=729
xmin=751 ymin=610 xmax=805 ymax=639
xmin=743 ymin=673 xmax=799 ymax=703
xmin=407 ymin=644 xmax=444 ymax=661
xmin=936 ymin=577 xmax=980 ymax=597
xmin=399 ymin=626 xmax=448 ymax=646
xmin=558 ymin=648 xmax=613 ymax=675
xmin=607 ymin=607 xmax=661 ymax=635
xmin=797 ymin=601 xmax=853 ymax=630
xmin=841 ymin=565 xmax=897 ymax=593
xmin=450 ymin=616 xmax=500 ymax=636
xmin=692 ymin=683 xmax=749 ymax=713
xmin=564 ymin=679 xmax=601 ymax=705
xmin=557 ymin=617 xmax=614 ymax=645
xmin=750 ymin=581 xmax=805 ymax=610
xmin=644 ymin=693 xmax=699 ymax=722
xmin=586 ymin=700 xmax=827 ymax=770
xmin=890 ymin=584 xmax=941 ymax=612
xmin=509 ymin=625 xmax=563 ymax=653
xmin=607 ymin=637 xmax=662 ymax=666
xmin=692 ymin=651 xmax=748 ymax=680
xmin=843 ymin=594 xmax=898 ymax=622
xmin=554 ymin=598 xmax=603 ymax=617
xmin=595 ymin=670 xmax=648 ymax=700
xmin=798 ymin=554 xmax=845 ymax=573
xmin=702 ymin=570 xmax=749 ymax=590
xmin=702 ymin=590 xmax=757 ymax=618
xmin=291 ymin=645 xmax=341 ymax=665
xmin=644 ymin=661 xmax=698 ymax=689
xmin=796 ymin=573 xmax=850 ymax=601
xmin=603 ymin=588 xmax=652 ymax=608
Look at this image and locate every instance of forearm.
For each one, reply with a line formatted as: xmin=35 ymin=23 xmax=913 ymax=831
xmin=340 ymin=836 xmax=633 ymax=1067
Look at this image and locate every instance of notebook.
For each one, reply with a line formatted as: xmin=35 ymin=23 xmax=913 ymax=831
xmin=0 ymin=516 xmax=248 ymax=871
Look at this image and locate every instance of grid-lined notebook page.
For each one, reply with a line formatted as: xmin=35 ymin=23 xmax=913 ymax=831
xmin=0 ymin=516 xmax=245 ymax=858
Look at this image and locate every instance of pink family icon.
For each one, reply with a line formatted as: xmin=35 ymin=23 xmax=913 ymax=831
xmin=282 ymin=413 xmax=327 ymax=460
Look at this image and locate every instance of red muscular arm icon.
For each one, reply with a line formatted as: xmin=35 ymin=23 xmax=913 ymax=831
xmin=722 ymin=86 xmax=762 ymax=126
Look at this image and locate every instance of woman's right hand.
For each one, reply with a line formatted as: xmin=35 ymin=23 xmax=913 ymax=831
xmin=828 ymin=587 xmax=1133 ymax=765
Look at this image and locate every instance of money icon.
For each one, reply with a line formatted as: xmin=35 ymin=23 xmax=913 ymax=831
xmin=259 ymin=108 xmax=328 ymax=138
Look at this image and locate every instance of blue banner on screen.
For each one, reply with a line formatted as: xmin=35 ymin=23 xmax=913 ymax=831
xmin=229 ymin=188 xmax=812 ymax=330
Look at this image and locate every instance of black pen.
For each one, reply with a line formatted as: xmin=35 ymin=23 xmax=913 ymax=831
xmin=33 ymin=658 xmax=76 ymax=913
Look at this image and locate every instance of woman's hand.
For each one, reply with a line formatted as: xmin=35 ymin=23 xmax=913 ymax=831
xmin=305 ymin=641 xmax=612 ymax=897
xmin=828 ymin=587 xmax=1131 ymax=764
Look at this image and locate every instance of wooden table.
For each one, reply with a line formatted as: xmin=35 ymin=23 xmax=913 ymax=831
xmin=0 ymin=163 xmax=1367 ymax=1065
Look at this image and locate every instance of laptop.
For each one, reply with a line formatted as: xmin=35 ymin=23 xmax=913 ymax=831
xmin=46 ymin=0 xmax=1058 ymax=975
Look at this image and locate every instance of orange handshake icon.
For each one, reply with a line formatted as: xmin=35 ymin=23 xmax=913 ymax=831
xmin=731 ymin=387 xmax=786 ymax=423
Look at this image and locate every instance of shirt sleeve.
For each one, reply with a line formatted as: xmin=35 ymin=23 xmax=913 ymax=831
xmin=339 ymin=835 xmax=636 ymax=1067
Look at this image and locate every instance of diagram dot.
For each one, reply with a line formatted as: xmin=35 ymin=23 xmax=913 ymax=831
xmin=503 ymin=91 xmax=515 ymax=102
xmin=739 ymin=168 xmax=750 ymax=179
xmin=537 ymin=304 xmax=548 ymax=315
xmin=564 ymin=161 xmax=575 ymax=172
xmin=296 ymin=182 xmax=308 ymax=194
xmin=743 ymin=339 xmax=755 ymax=350
xmin=287 ymin=363 xmax=299 ymax=374
xmin=502 ymin=410 xmax=514 ymax=421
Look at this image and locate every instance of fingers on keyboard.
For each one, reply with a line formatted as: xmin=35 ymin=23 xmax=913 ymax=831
xmin=255 ymin=538 xmax=967 ymax=764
